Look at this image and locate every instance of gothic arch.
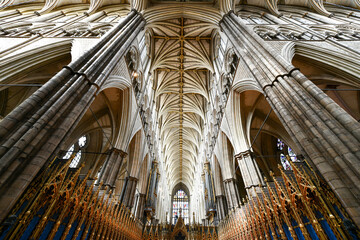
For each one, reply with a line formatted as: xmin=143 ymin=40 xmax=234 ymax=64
xmin=101 ymin=75 xmax=132 ymax=91
xmin=284 ymin=44 xmax=360 ymax=121
xmin=144 ymin=5 xmax=222 ymax=25
xmin=0 ymin=40 xmax=72 ymax=118
xmin=137 ymin=154 xmax=150 ymax=194
xmin=214 ymin=132 xmax=235 ymax=179
xmin=127 ymin=129 xmax=146 ymax=177
xmin=281 ymin=41 xmax=360 ymax=84
xmin=0 ymin=39 xmax=72 ymax=86
xmin=170 ymin=182 xmax=190 ymax=224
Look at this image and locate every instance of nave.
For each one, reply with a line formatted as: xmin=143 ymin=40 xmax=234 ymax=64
xmin=0 ymin=0 xmax=360 ymax=239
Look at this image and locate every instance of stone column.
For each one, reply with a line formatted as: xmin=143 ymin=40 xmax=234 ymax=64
xmin=134 ymin=193 xmax=146 ymax=220
xmin=215 ymin=195 xmax=228 ymax=220
xmin=202 ymin=172 xmax=208 ymax=211
xmin=98 ymin=148 xmax=127 ymax=190
xmin=221 ymin=12 xmax=360 ymax=226
xmin=203 ymin=161 xmax=216 ymax=216
xmin=145 ymin=161 xmax=159 ymax=219
xmin=119 ymin=176 xmax=138 ymax=209
xmin=235 ymin=150 xmax=264 ymax=197
xmin=223 ymin=178 xmax=240 ymax=210
xmin=0 ymin=10 xmax=145 ymax=222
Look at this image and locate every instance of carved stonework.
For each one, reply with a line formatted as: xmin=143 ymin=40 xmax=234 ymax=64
xmin=213 ymin=33 xmax=221 ymax=60
xmin=234 ymin=150 xmax=252 ymax=161
xmin=224 ymin=48 xmax=238 ymax=75
xmin=126 ymin=45 xmax=140 ymax=72
xmin=145 ymin=30 xmax=152 ymax=57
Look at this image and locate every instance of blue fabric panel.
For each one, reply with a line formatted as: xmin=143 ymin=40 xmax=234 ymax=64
xmin=16 ymin=201 xmax=29 ymax=216
xmin=348 ymin=232 xmax=359 ymax=240
xmin=274 ymin=225 xmax=281 ymax=239
xmin=84 ymin=226 xmax=91 ymax=240
xmin=75 ymin=223 xmax=86 ymax=240
xmin=282 ymin=223 xmax=294 ymax=240
xmin=269 ymin=227 xmax=274 ymax=240
xmin=264 ymin=230 xmax=268 ymax=240
xmin=291 ymin=218 xmax=305 ymax=240
xmin=20 ymin=207 xmax=45 ymax=240
xmin=20 ymin=216 xmax=40 ymax=240
xmin=53 ymin=216 xmax=69 ymax=240
xmin=0 ymin=201 xmax=31 ymax=239
xmin=65 ymin=219 xmax=78 ymax=240
xmin=332 ymin=206 xmax=359 ymax=239
xmin=42 ymin=220 xmax=56 ymax=240
xmin=0 ymin=227 xmax=9 ymax=240
xmin=302 ymin=216 xmax=320 ymax=240
xmin=39 ymin=220 xmax=55 ymax=240
xmin=332 ymin=205 xmax=344 ymax=220
xmin=315 ymin=211 xmax=337 ymax=240
xmin=53 ymin=224 xmax=66 ymax=240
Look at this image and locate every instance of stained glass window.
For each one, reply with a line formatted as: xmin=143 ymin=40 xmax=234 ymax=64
xmin=277 ymin=138 xmax=299 ymax=170
xmin=63 ymin=145 xmax=74 ymax=160
xmin=78 ymin=136 xmax=87 ymax=147
xmin=277 ymin=139 xmax=284 ymax=151
xmin=288 ymin=147 xmax=297 ymax=161
xmin=280 ymin=153 xmax=292 ymax=170
xmin=172 ymin=189 xmax=189 ymax=225
xmin=69 ymin=152 xmax=82 ymax=168
xmin=63 ymin=135 xmax=88 ymax=168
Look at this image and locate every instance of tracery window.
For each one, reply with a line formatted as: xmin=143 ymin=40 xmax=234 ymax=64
xmin=172 ymin=190 xmax=189 ymax=224
xmin=277 ymin=139 xmax=284 ymax=151
xmin=63 ymin=135 xmax=88 ymax=168
xmin=277 ymin=138 xmax=298 ymax=170
xmin=280 ymin=153 xmax=291 ymax=170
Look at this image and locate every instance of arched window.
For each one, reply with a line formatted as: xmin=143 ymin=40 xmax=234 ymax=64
xmin=277 ymin=138 xmax=284 ymax=150
xmin=277 ymin=138 xmax=298 ymax=170
xmin=63 ymin=135 xmax=88 ymax=168
xmin=280 ymin=153 xmax=292 ymax=170
xmin=172 ymin=189 xmax=189 ymax=224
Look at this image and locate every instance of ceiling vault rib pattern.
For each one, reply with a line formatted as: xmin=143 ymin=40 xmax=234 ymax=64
xmin=150 ymin=17 xmax=215 ymax=190
xmin=179 ymin=17 xmax=184 ymax=181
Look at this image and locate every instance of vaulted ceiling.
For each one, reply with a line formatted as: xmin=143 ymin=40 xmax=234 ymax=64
xmin=147 ymin=17 xmax=217 ymax=190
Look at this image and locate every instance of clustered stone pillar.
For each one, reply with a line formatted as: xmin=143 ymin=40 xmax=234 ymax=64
xmin=203 ymin=161 xmax=216 ymax=216
xmin=235 ymin=150 xmax=264 ymax=197
xmin=98 ymin=148 xmax=127 ymax=190
xmin=145 ymin=161 xmax=160 ymax=220
xmin=0 ymin=10 xmax=145 ymax=222
xmin=215 ymin=195 xmax=228 ymax=221
xmin=119 ymin=176 xmax=138 ymax=209
xmin=221 ymin=11 xmax=360 ymax=227
xmin=134 ymin=193 xmax=146 ymax=219
xmin=223 ymin=178 xmax=241 ymax=210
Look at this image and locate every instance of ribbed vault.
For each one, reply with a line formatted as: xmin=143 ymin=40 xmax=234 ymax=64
xmin=147 ymin=17 xmax=217 ymax=190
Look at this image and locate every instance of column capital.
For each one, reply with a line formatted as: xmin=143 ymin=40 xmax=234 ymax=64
xmin=223 ymin=178 xmax=236 ymax=183
xmin=128 ymin=176 xmax=138 ymax=182
xmin=234 ymin=150 xmax=253 ymax=160
xmin=108 ymin=147 xmax=127 ymax=158
xmin=203 ymin=161 xmax=210 ymax=172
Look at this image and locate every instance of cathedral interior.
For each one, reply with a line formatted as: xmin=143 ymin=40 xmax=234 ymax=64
xmin=0 ymin=0 xmax=360 ymax=239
